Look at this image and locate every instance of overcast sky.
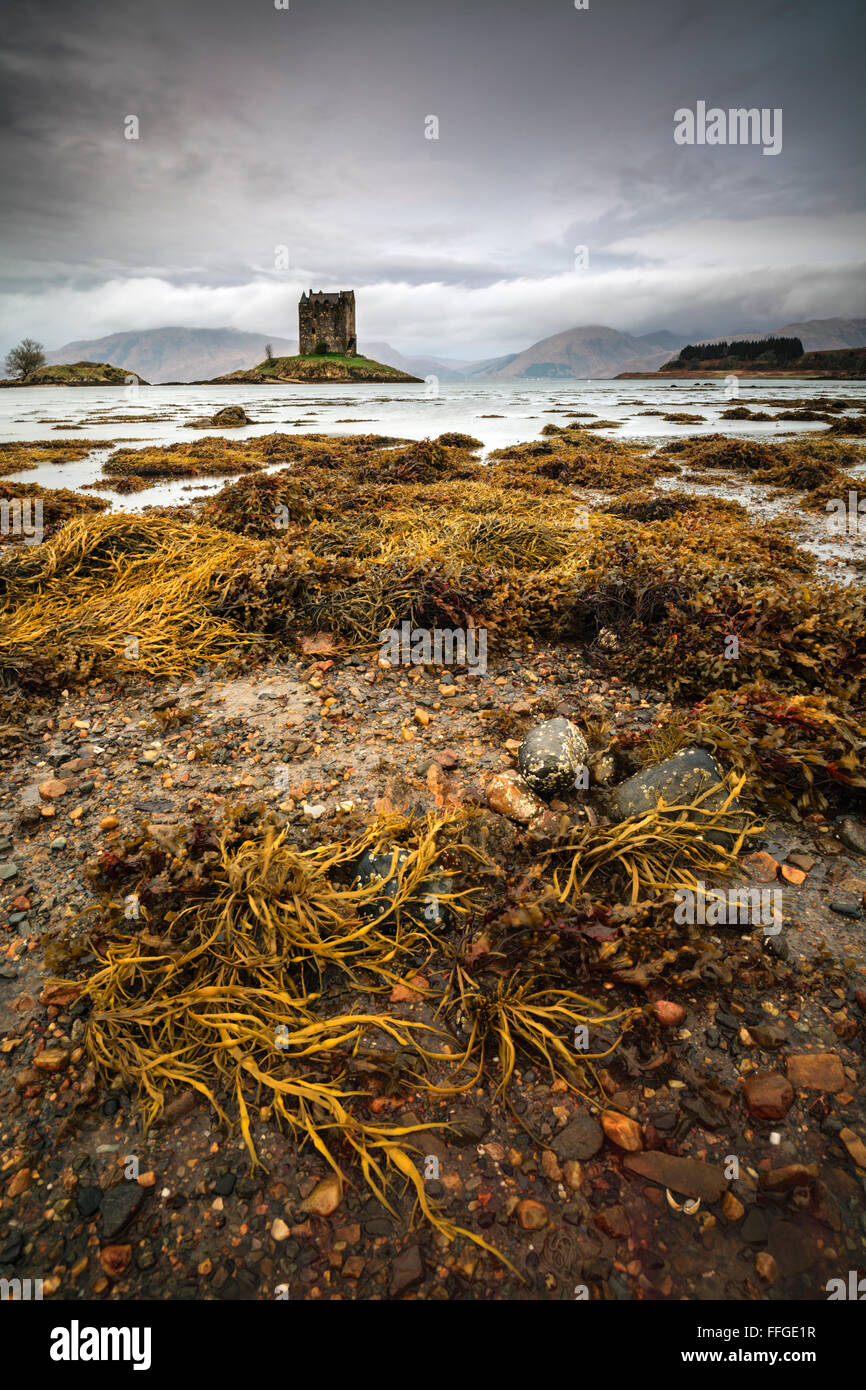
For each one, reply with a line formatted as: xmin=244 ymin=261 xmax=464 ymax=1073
xmin=1 ymin=0 xmax=863 ymax=357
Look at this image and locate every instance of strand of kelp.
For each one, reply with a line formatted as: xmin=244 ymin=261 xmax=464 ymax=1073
xmin=76 ymin=810 xmax=638 ymax=1269
xmin=552 ymin=775 xmax=756 ymax=905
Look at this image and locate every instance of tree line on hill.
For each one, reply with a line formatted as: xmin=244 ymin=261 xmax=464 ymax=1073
xmin=672 ymin=336 xmax=803 ymax=366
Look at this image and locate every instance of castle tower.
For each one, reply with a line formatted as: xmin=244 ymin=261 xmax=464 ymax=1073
xmin=298 ymin=290 xmax=357 ymax=356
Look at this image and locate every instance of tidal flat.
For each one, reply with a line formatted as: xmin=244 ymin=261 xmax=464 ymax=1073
xmin=0 ymin=387 xmax=864 ymax=1302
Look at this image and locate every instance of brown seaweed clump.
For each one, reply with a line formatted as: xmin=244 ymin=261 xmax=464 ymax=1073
xmin=654 ymin=433 xmax=865 ymax=508
xmin=352 ymin=437 xmax=478 ymax=484
xmin=720 ymin=407 xmax=774 ymax=421
xmin=489 ymin=426 xmax=678 ymax=493
xmin=102 ymin=436 xmax=269 ymax=480
xmin=0 ymin=438 xmax=103 ymax=474
xmin=0 ymin=480 xmax=108 ymax=544
xmin=640 ymin=684 xmax=866 ymax=814
xmin=69 ymin=807 xmax=638 ymax=1271
xmin=0 ymin=512 xmax=261 ymax=684
xmin=199 ymin=471 xmax=315 ymax=536
xmin=1 ymin=429 xmax=863 ymax=707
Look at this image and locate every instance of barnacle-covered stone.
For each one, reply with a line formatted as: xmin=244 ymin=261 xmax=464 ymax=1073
xmin=609 ymin=746 xmax=745 ymax=849
xmin=517 ymin=717 xmax=589 ymax=799
xmin=353 ymin=848 xmax=452 ymax=928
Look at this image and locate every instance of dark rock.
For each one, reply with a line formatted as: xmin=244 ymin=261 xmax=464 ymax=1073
xmin=553 ymin=1113 xmax=604 ymax=1161
xmin=448 ymin=1107 xmax=489 ymax=1145
xmin=155 ymin=1089 xmax=197 ymax=1126
xmin=652 ymin=1110 xmax=678 ymax=1132
xmin=810 ymin=1180 xmax=842 ymax=1231
xmin=829 ymin=900 xmax=862 ymax=919
xmin=767 ymin=1220 xmax=819 ymax=1276
xmin=759 ymin=1164 xmax=819 ymax=1193
xmin=0 ymin=1231 xmax=23 ymax=1264
xmin=609 ymin=747 xmax=745 ymax=848
xmin=213 ymin=1173 xmax=236 ymax=1196
xmin=517 ymin=717 xmax=588 ymax=799
xmin=75 ymin=1185 xmax=103 ymax=1219
xmin=741 ymin=1208 xmax=769 ymax=1243
xmin=212 ymin=406 xmax=250 ymax=427
xmin=100 ymin=1183 xmax=145 ymax=1239
xmin=622 ymin=1151 xmax=728 ymax=1202
xmin=389 ymin=1243 xmax=425 ymax=1297
xmin=821 ymin=1166 xmax=862 ymax=1208
xmin=763 ymin=931 xmax=790 ymax=960
xmin=837 ymin=818 xmax=866 ymax=856
xmin=749 ymin=1024 xmax=787 ymax=1050
xmin=353 ymin=848 xmax=452 ymax=929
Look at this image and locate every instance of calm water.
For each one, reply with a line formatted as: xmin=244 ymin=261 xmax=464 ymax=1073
xmin=1 ymin=376 xmax=864 ymax=509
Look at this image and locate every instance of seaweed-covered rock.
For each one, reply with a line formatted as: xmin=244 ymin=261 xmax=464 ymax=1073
xmin=517 ymin=717 xmax=588 ymax=799
xmin=212 ymin=405 xmax=250 ymax=427
xmin=353 ymin=848 xmax=452 ymax=928
xmin=610 ymin=747 xmax=743 ymax=848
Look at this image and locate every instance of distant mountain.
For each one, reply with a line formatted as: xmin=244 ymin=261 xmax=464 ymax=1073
xmin=636 ymin=329 xmax=691 ymax=351
xmin=463 ymin=352 xmax=520 ymax=377
xmin=45 ymin=317 xmax=866 ymax=385
xmin=773 ymin=318 xmax=866 ymax=351
xmin=695 ymin=318 xmax=866 ymax=353
xmin=45 ymin=328 xmax=470 ymax=384
xmin=470 ymin=325 xmax=686 ymax=380
xmin=362 ymin=341 xmax=473 ymax=380
xmin=46 ymin=328 xmax=298 ymax=384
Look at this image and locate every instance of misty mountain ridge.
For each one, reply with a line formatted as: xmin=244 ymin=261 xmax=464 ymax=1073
xmin=468 ymin=324 xmax=684 ymax=380
xmin=700 ymin=318 xmax=866 ymax=353
xmin=45 ymin=328 xmax=298 ymax=384
xmin=45 ymin=318 xmax=866 ymax=384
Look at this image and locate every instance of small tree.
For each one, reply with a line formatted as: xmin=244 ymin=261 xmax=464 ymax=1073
xmin=265 ymin=343 xmax=274 ymax=361
xmin=5 ymin=338 xmax=45 ymax=379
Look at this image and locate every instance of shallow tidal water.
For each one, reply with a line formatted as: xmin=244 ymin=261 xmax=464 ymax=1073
xmin=0 ymin=375 xmax=865 ymax=513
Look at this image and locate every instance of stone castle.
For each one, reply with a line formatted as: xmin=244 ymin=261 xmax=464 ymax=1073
xmin=298 ymin=290 xmax=357 ymax=357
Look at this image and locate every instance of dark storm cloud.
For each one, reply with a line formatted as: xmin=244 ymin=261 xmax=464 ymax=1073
xmin=1 ymin=0 xmax=864 ymax=354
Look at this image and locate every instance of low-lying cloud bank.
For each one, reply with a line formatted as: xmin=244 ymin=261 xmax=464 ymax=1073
xmin=3 ymin=235 xmax=865 ymax=360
